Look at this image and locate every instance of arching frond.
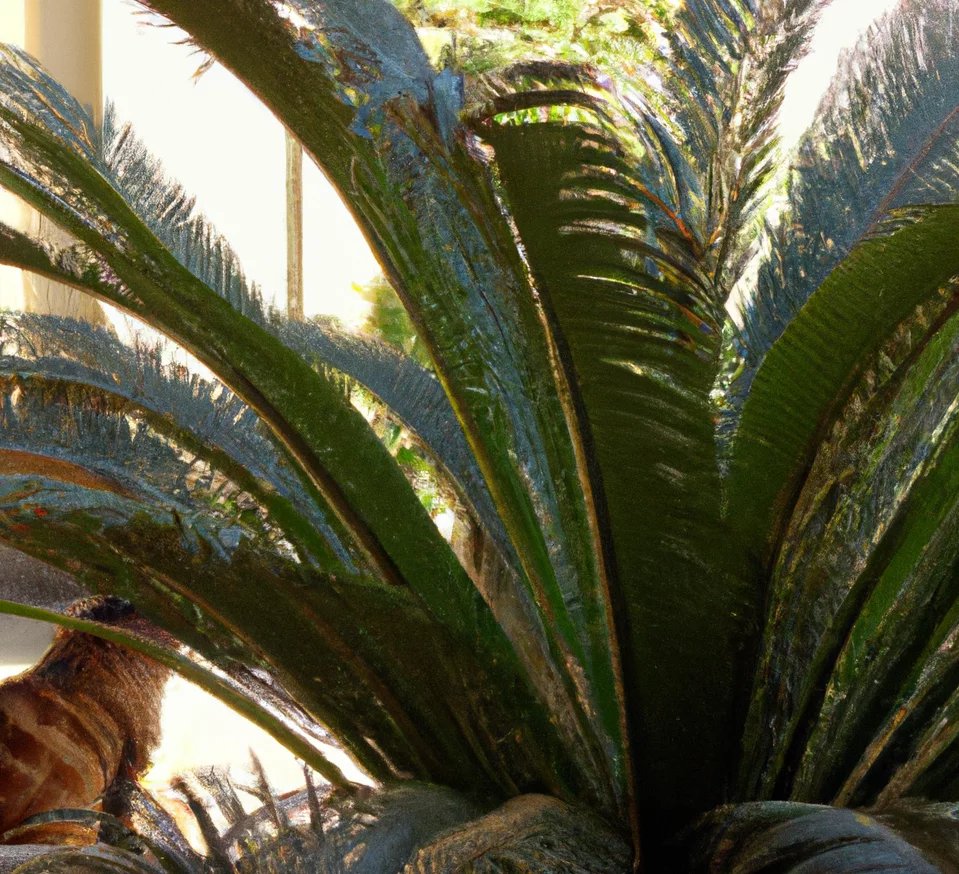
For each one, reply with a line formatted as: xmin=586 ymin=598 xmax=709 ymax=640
xmin=741 ymin=0 xmax=959 ymax=358
xmin=472 ymin=0 xmax=826 ymax=825
xmin=275 ymin=318 xmax=511 ymax=561
xmin=659 ymin=0 xmax=825 ymax=287
xmin=0 ymin=312 xmax=359 ymax=570
xmin=736 ymin=284 xmax=959 ymax=805
xmin=0 ymin=462 xmax=578 ymax=800
xmin=728 ymin=205 xmax=959 ymax=564
xmin=135 ymin=0 xmax=635 ymax=822
xmin=730 ymin=207 xmax=959 ymax=804
xmin=0 ymin=46 xmax=591 ymax=809
xmin=101 ymin=103 xmax=267 ymax=321
xmin=95 ymin=111 xmax=514 ymax=559
xmin=483 ymin=94 xmax=754 ymax=832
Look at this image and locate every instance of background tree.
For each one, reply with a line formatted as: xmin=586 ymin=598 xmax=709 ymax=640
xmin=392 ymin=0 xmax=671 ymax=76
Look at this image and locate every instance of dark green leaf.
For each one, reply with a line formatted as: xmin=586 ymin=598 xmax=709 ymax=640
xmin=0 ymin=46 xmax=586 ymax=804
xmin=100 ymin=114 xmax=506 ymax=552
xmin=738 ymin=293 xmax=959 ymax=801
xmin=488 ymin=115 xmax=756 ymax=830
xmin=729 ymin=205 xmax=959 ymax=565
xmin=135 ymin=0 xmax=630 ymax=816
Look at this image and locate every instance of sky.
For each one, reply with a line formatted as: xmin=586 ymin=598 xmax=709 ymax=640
xmin=103 ymin=0 xmax=380 ymax=324
xmin=0 ymin=0 xmax=911 ymax=807
xmin=779 ymin=0 xmax=901 ymax=148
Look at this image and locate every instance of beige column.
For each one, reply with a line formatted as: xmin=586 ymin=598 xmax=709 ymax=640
xmin=26 ymin=0 xmax=102 ymax=124
xmin=22 ymin=0 xmax=105 ymax=323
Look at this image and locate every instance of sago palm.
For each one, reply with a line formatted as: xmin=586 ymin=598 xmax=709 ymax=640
xmin=3 ymin=0 xmax=959 ymax=870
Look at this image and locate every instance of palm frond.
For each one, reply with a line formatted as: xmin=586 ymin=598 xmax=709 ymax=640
xmin=730 ymin=207 xmax=959 ymax=804
xmin=275 ymin=318 xmax=511 ymax=561
xmin=0 ymin=37 xmax=516 ymax=672
xmin=0 ymin=44 xmax=597 ymax=806
xmin=476 ymin=5 xmax=825 ymax=820
xmin=659 ymin=0 xmax=825 ymax=287
xmin=768 ymin=300 xmax=959 ymax=809
xmin=728 ymin=205 xmax=959 ymax=567
xmin=95 ymin=111 xmax=514 ymax=560
xmin=0 ymin=307 xmax=515 ymax=575
xmin=483 ymin=92 xmax=755 ymax=831
xmin=740 ymin=0 xmax=959 ymax=358
xmin=137 ymin=0 xmax=634 ymax=821
xmin=0 ymin=312 xmax=359 ymax=570
xmin=101 ymin=103 xmax=266 ymax=322
xmin=0 ymin=379 xmax=293 ymax=565
xmin=660 ymin=0 xmax=756 ymax=176
xmin=0 ymin=462 xmax=575 ymax=800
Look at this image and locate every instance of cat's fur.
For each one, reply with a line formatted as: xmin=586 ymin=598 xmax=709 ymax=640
xmin=0 ymin=596 xmax=170 ymax=841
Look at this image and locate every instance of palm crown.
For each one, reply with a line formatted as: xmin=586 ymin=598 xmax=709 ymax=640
xmin=3 ymin=0 xmax=959 ymax=870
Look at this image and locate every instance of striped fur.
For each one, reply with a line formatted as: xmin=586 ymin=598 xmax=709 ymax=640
xmin=0 ymin=597 xmax=170 ymax=840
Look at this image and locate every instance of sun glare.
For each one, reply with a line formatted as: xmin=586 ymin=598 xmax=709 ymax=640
xmin=103 ymin=0 xmax=379 ymax=324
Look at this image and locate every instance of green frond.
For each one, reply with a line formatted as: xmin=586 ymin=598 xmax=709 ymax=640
xmin=0 ymin=312 xmax=361 ymax=570
xmin=276 ymin=318 xmax=512 ymax=562
xmin=8 ymin=2 xmax=959 ymax=869
xmin=472 ymin=1 xmax=825 ymax=821
xmin=0 ymin=45 xmax=593 ymax=808
xmin=741 ymin=0 xmax=959 ymax=358
xmin=138 ymin=0 xmax=633 ymax=820
xmin=740 ymin=296 xmax=959 ymax=806
xmin=101 ymin=103 xmax=267 ymax=322
xmin=729 ymin=206 xmax=959 ymax=564
xmin=659 ymin=0 xmax=824 ymax=289
xmin=0 ymin=465 xmax=575 ymax=799
xmin=95 ymin=110 xmax=513 ymax=557
xmin=0 ymin=41 xmax=479 ymax=637
xmin=731 ymin=206 xmax=959 ymax=801
xmin=479 ymin=79 xmax=757 ymax=831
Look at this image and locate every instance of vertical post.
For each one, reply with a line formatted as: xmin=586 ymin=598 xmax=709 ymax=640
xmin=22 ymin=0 xmax=105 ymax=323
xmin=286 ymin=131 xmax=304 ymax=322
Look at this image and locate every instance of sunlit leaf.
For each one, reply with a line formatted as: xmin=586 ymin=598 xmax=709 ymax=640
xmin=137 ymin=0 xmax=633 ymax=818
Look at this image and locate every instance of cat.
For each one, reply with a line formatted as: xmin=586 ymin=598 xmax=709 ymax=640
xmin=0 ymin=596 xmax=171 ymax=843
